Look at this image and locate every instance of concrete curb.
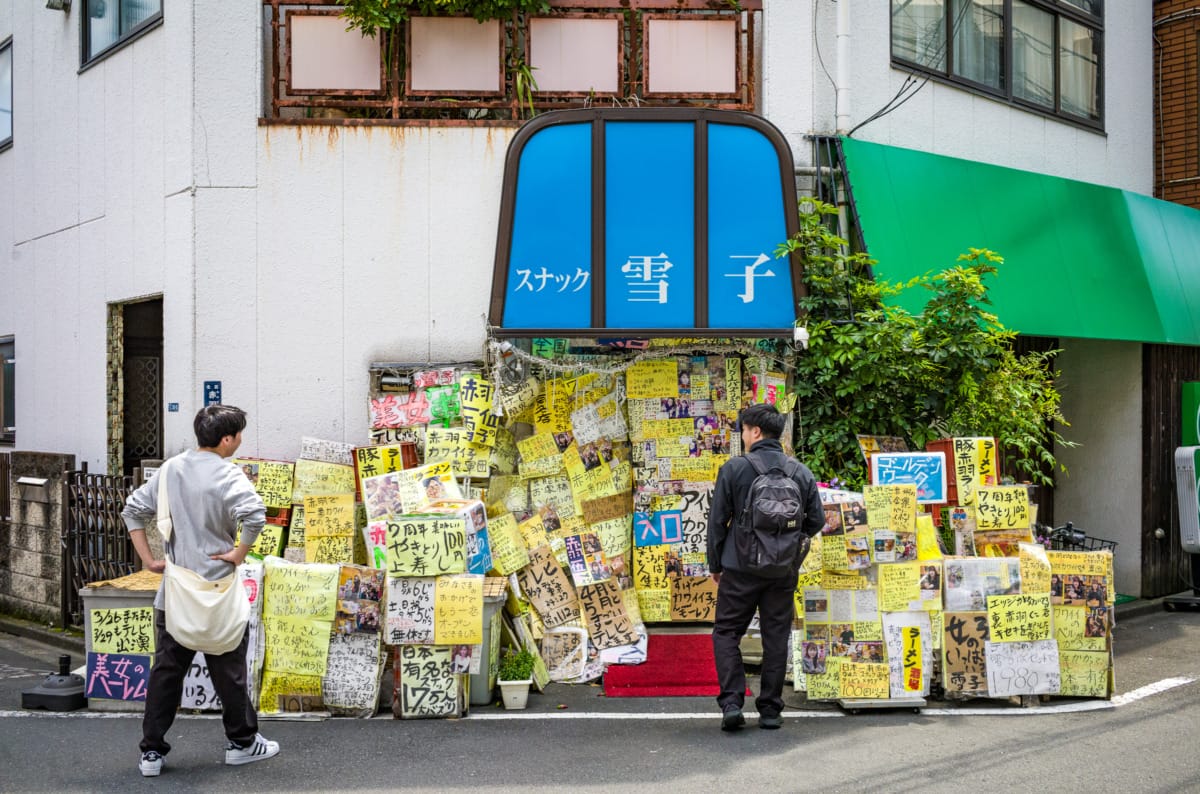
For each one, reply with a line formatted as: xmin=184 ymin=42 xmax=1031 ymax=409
xmin=0 ymin=616 xmax=86 ymax=657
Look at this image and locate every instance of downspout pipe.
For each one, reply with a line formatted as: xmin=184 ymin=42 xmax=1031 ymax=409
xmin=835 ymin=0 xmax=851 ymax=134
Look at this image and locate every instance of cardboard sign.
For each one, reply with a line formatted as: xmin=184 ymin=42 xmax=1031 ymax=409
xmin=578 ymin=579 xmax=639 ymax=650
xmin=942 ymin=611 xmax=989 ymax=695
xmin=670 ymin=575 xmax=717 ymax=621
xmin=516 ymin=545 xmax=580 ymax=628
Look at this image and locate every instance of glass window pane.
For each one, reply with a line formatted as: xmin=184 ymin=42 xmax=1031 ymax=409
xmin=86 ymin=0 xmax=162 ymax=61
xmin=1012 ymin=1 xmax=1054 ymax=108
xmin=1059 ymin=18 xmax=1099 ymax=120
xmin=951 ymin=0 xmax=1003 ymax=89
xmin=1059 ymin=0 xmax=1102 ymax=17
xmin=892 ymin=0 xmax=947 ymax=71
xmin=0 ymin=44 xmax=11 ymax=144
xmin=1 ymin=340 xmax=14 ymax=435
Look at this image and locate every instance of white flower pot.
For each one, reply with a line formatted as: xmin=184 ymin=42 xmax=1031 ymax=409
xmin=498 ymin=678 xmax=532 ymax=710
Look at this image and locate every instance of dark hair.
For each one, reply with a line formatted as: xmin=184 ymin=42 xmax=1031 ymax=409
xmin=194 ymin=405 xmax=247 ymax=448
xmin=738 ymin=403 xmax=785 ymax=439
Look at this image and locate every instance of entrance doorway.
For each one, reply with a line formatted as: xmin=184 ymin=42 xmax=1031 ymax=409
xmin=107 ymin=297 xmax=163 ymax=477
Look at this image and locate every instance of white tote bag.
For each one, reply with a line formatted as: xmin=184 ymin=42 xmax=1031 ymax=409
xmin=156 ymin=460 xmax=250 ymax=655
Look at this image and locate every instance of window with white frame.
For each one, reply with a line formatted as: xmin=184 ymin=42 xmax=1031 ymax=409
xmin=0 ymin=39 xmax=12 ymax=150
xmin=82 ymin=0 xmax=162 ymax=65
xmin=891 ymin=0 xmax=1102 ymax=126
xmin=0 ymin=338 xmax=13 ymax=444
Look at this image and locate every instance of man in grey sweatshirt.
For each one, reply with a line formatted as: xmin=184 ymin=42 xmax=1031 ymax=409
xmin=122 ymin=404 xmax=280 ymax=777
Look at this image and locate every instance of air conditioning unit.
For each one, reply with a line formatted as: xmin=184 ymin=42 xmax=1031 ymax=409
xmin=1178 ymin=447 xmax=1200 ymax=555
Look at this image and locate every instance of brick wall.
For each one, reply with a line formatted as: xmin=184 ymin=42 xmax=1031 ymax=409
xmin=0 ymin=452 xmax=75 ymax=624
xmin=1155 ymin=2 xmax=1200 ymax=205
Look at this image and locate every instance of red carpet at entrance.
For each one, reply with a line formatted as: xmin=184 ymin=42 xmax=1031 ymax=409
xmin=604 ymin=632 xmax=744 ymax=697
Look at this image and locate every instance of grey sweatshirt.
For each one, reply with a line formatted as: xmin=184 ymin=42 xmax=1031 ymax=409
xmin=122 ymin=449 xmax=266 ymax=609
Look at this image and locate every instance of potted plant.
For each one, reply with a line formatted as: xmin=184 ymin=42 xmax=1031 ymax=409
xmin=496 ymin=647 xmax=536 ymax=709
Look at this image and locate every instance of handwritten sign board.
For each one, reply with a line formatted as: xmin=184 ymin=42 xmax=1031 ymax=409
xmin=975 ymin=486 xmax=1031 ymax=530
xmin=985 ymin=639 xmax=1060 ymax=696
xmin=385 ymin=575 xmax=436 ymax=645
xmin=395 ymin=645 xmax=460 ymax=719
xmin=90 ymin=607 xmax=154 ymax=655
xmin=434 ymin=574 xmax=484 ymax=645
xmin=322 ymin=631 xmax=383 ymax=714
xmin=578 ymin=579 xmax=639 ymax=650
xmin=942 ymin=612 xmax=989 ymax=695
xmin=516 ymin=545 xmax=580 ymax=628
xmin=384 ymin=516 xmax=467 ymax=577
xmin=85 ymin=652 xmax=150 ymax=701
xmin=670 ymin=575 xmax=717 ymax=621
xmin=986 ymin=593 xmax=1051 ymax=642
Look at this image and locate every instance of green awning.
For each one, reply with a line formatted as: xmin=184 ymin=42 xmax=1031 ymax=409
xmin=841 ymin=137 xmax=1200 ymax=346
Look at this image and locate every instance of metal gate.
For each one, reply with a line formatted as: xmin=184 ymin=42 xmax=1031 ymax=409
xmin=63 ymin=463 xmax=136 ymax=627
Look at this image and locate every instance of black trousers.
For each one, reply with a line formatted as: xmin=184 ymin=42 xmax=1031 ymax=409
xmin=712 ymin=569 xmax=795 ymax=717
xmin=140 ymin=609 xmax=257 ymax=755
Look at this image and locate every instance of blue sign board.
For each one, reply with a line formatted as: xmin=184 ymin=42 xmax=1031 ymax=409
xmin=871 ymin=452 xmax=949 ymax=504
xmin=493 ymin=109 xmax=802 ymax=335
xmin=203 ymin=381 xmax=222 ymax=407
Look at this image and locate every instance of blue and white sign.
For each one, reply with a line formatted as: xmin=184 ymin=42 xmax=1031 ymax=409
xmin=496 ymin=109 xmax=800 ymax=333
xmin=871 ymin=452 xmax=949 ymax=504
xmin=203 ymin=381 xmax=222 ymax=407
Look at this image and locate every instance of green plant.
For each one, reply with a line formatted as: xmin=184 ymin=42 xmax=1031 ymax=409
xmin=776 ymin=198 xmax=1074 ymax=489
xmin=342 ymin=0 xmax=551 ymax=38
xmin=510 ymin=56 xmax=539 ymax=119
xmin=497 ymin=647 xmax=536 ymax=681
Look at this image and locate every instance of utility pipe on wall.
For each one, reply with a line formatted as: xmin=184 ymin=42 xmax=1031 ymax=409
xmin=835 ymin=0 xmax=851 ymax=134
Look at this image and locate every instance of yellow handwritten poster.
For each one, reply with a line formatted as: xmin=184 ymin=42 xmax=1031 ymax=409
xmin=1019 ymin=542 xmax=1052 ymax=595
xmin=90 ymin=607 xmax=155 ymax=655
xmin=424 ymin=427 xmax=492 ymax=478
xmin=840 ymin=662 xmax=890 ymax=699
xmin=487 ymin=512 xmax=530 ymax=575
xmin=1058 ymin=649 xmax=1110 ymax=697
xmin=878 ymin=562 xmax=921 ymax=612
xmin=975 ymin=486 xmax=1031 ymax=530
xmin=863 ymin=484 xmax=918 ymax=532
xmin=853 ymin=621 xmax=884 ymax=642
xmin=916 ymin=514 xmax=943 ymax=560
xmin=1053 ymin=605 xmax=1106 ymax=651
xmin=821 ymin=534 xmax=851 ymax=572
xmin=232 ymin=459 xmax=296 ymax=509
xmin=517 ymin=432 xmax=560 ymax=464
xmin=902 ymin=625 xmax=922 ymax=692
xmin=243 ymin=523 xmax=284 ymax=558
xmin=291 ymin=459 xmax=356 ymax=504
xmin=385 ymin=516 xmax=468 ymax=577
xmin=1047 ymin=550 xmax=1110 ymax=577
xmin=532 ymin=380 xmax=573 ymax=434
xmin=353 ymin=444 xmax=411 ymax=486
xmin=637 ymin=589 xmax=671 ymax=622
xmin=458 ymin=373 xmax=499 ymax=448
xmin=434 ymin=574 xmax=484 ymax=645
xmin=626 ymin=359 xmax=679 ymax=399
xmin=806 ymin=657 xmax=842 ymax=700
xmin=987 ymin=593 xmax=1051 ymax=642
xmin=304 ymin=493 xmax=356 ymax=537
xmin=258 ymin=671 xmax=322 ymax=714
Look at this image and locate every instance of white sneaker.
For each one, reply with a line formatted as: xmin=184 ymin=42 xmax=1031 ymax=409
xmin=224 ymin=733 xmax=280 ymax=766
xmin=139 ymin=751 xmax=164 ymax=777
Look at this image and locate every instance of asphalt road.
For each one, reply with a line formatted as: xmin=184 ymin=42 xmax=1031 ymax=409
xmin=1 ymin=608 xmax=1198 ymax=793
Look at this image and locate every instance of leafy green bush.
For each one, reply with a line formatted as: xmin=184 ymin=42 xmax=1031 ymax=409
xmin=777 ymin=198 xmax=1073 ymax=489
xmin=342 ymin=0 xmax=551 ymax=37
xmin=497 ymin=647 xmax=536 ymax=681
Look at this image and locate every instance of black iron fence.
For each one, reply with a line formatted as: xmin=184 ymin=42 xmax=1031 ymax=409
xmin=63 ymin=463 xmax=136 ymax=628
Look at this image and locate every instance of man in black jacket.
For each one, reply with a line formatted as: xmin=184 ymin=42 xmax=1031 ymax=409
xmin=707 ymin=403 xmax=824 ymax=731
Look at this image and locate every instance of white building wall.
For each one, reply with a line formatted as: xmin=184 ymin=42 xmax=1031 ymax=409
xmin=763 ymin=0 xmax=1153 ymax=195
xmin=1054 ymin=340 xmax=1144 ymax=596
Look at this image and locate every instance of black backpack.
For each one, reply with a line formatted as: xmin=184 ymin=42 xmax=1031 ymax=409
xmin=733 ymin=455 xmax=810 ymax=577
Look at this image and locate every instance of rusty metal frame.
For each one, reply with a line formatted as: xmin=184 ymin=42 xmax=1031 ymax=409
xmin=284 ymin=8 xmax=387 ymax=98
xmin=525 ymin=11 xmax=627 ymax=100
xmin=488 ymin=107 xmax=806 ymax=339
xmin=263 ymin=0 xmax=760 ymax=122
xmin=404 ymin=15 xmax=507 ymax=99
xmin=63 ymin=464 xmax=137 ymax=628
xmin=640 ymin=12 xmax=743 ymax=102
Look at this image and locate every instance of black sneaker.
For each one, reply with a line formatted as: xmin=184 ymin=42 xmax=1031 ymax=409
xmin=721 ymin=707 xmax=745 ymax=731
xmin=759 ymin=714 xmax=783 ymax=729
xmin=139 ymin=751 xmax=164 ymax=777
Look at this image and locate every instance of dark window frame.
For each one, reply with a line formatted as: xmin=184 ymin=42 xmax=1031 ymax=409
xmin=889 ymin=0 xmax=1104 ymax=131
xmin=80 ymin=0 xmax=164 ymax=70
xmin=0 ymin=337 xmax=13 ymax=445
xmin=0 ymin=37 xmax=12 ymax=152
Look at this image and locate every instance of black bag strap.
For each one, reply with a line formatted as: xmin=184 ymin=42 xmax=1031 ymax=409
xmin=744 ymin=452 xmax=801 ymax=479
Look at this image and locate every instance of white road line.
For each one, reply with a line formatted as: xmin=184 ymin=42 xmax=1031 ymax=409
xmin=0 ymin=677 xmax=1192 ymax=720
